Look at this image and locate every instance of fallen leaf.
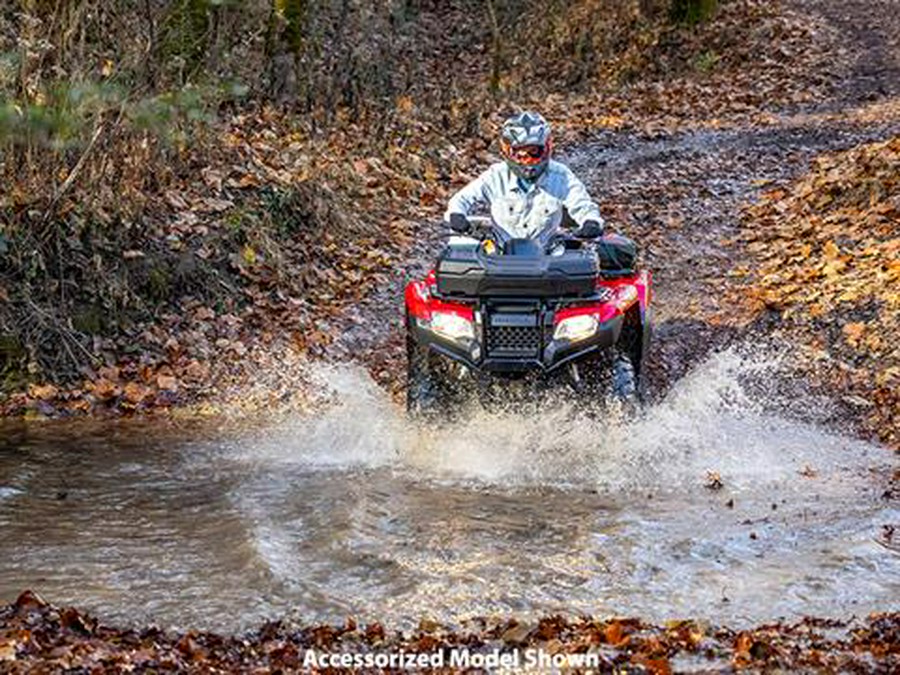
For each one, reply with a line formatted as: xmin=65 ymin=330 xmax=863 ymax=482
xmin=123 ymin=381 xmax=151 ymax=405
xmin=91 ymin=379 xmax=120 ymax=400
xmin=27 ymin=383 xmax=58 ymax=401
xmin=98 ymin=365 xmax=120 ymax=381
xmin=704 ymin=470 xmax=724 ymax=490
xmin=156 ymin=374 xmax=178 ymax=391
xmin=183 ymin=360 xmax=209 ymax=382
xmin=604 ymin=620 xmax=631 ymax=647
xmin=843 ymin=322 xmax=866 ymax=346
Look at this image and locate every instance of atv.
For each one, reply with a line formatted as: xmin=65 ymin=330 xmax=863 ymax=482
xmin=404 ymin=218 xmax=652 ymax=416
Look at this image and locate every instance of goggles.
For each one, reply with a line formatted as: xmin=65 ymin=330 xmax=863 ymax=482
xmin=507 ymin=144 xmax=547 ymax=165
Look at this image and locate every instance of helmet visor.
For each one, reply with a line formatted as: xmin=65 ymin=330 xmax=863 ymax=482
xmin=509 ymin=144 xmax=547 ymax=165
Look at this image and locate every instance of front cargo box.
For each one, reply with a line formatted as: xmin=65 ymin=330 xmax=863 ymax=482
xmin=435 ymin=244 xmax=598 ymax=297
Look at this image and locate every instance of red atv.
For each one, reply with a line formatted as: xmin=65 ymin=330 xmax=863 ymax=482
xmin=404 ymin=220 xmax=652 ymax=415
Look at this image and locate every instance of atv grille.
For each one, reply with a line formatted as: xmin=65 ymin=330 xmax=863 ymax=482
xmin=486 ymin=324 xmax=542 ymax=358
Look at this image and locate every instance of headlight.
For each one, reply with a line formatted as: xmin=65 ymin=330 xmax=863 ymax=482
xmin=425 ymin=311 xmax=475 ymax=341
xmin=553 ymin=314 xmax=598 ymax=342
xmin=614 ymin=284 xmax=638 ymax=309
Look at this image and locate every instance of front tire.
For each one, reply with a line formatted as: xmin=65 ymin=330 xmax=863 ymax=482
xmin=406 ymin=316 xmax=447 ymax=417
xmin=610 ymin=351 xmax=638 ymax=404
xmin=576 ymin=349 xmax=640 ymax=415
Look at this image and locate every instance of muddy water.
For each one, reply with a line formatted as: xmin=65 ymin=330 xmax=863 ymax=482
xmin=0 ymin=350 xmax=897 ymax=634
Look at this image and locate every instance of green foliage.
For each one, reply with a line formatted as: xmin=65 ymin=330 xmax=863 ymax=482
xmin=0 ymin=334 xmax=27 ymax=391
xmin=694 ymin=49 xmax=720 ymax=73
xmin=0 ymin=80 xmax=226 ymax=160
xmin=0 ymin=81 xmax=125 ymax=148
xmin=281 ymin=0 xmax=308 ymax=57
xmin=260 ymin=186 xmax=315 ymax=238
xmin=161 ymin=0 xmax=212 ymax=83
xmin=128 ymin=85 xmax=217 ymax=138
xmin=72 ymin=305 xmax=105 ymax=335
xmin=145 ymin=266 xmax=173 ymax=302
xmin=0 ymin=51 xmax=17 ymax=91
xmin=670 ymin=0 xmax=718 ymax=24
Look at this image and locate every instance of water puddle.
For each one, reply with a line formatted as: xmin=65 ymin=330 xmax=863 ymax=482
xmin=0 ymin=347 xmax=897 ymax=633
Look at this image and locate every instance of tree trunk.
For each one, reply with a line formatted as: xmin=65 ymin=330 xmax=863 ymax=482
xmin=485 ymin=0 xmax=502 ymax=97
xmin=670 ymin=0 xmax=717 ymax=24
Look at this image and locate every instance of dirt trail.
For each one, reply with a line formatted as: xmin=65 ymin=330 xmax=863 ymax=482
xmin=795 ymin=0 xmax=900 ymax=105
xmin=333 ymin=0 xmax=900 ymax=422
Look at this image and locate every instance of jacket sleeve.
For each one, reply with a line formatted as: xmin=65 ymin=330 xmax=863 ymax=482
xmin=444 ymin=166 xmax=497 ymax=221
xmin=561 ymin=167 xmax=604 ymax=228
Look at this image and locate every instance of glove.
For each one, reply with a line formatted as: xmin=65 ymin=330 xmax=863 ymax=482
xmin=448 ymin=213 xmax=472 ymax=234
xmin=573 ymin=220 xmax=603 ymax=239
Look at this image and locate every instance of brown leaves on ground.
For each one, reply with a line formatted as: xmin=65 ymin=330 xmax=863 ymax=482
xmin=526 ymin=0 xmax=843 ymax=139
xmin=0 ymin=98 xmax=471 ymax=419
xmin=0 ymin=0 xmax=863 ymax=421
xmin=1 ymin=593 xmax=898 ymax=673
xmin=738 ymin=136 xmax=900 ymax=448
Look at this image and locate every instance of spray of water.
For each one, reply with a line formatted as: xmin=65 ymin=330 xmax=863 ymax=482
xmin=211 ymin=345 xmax=896 ymax=630
xmin=220 ymin=343 xmax=883 ymax=493
xmin=3 ymin=343 xmax=895 ymax=633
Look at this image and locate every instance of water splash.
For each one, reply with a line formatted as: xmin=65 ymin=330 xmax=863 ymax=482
xmin=220 ymin=344 xmax=881 ymax=494
xmin=0 ymin=486 xmax=24 ymax=502
xmin=3 ymin=344 xmax=894 ymax=633
xmin=221 ymin=365 xmax=410 ymax=470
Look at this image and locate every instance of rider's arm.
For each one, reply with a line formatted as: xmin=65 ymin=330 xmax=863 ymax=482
xmin=561 ymin=166 xmax=605 ymax=230
xmin=444 ymin=164 xmax=501 ymax=221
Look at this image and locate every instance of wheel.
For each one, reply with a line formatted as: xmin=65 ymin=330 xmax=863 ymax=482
xmin=610 ymin=351 xmax=638 ymax=404
xmin=406 ymin=316 xmax=448 ymax=418
xmin=574 ymin=349 xmax=640 ymax=416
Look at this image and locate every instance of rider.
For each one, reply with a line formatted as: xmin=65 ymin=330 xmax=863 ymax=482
xmin=445 ymin=111 xmax=605 ymax=245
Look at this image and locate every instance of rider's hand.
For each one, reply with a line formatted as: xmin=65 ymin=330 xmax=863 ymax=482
xmin=573 ymin=220 xmax=603 ymax=239
xmin=448 ymin=213 xmax=472 ymax=234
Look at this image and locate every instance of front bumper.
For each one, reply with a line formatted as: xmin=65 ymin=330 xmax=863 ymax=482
xmin=412 ymin=313 xmax=624 ymax=374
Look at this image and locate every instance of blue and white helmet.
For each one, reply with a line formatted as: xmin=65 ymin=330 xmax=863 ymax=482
xmin=500 ymin=111 xmax=553 ymax=181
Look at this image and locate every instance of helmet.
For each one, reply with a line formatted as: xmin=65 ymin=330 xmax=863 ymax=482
xmin=500 ymin=111 xmax=552 ymax=182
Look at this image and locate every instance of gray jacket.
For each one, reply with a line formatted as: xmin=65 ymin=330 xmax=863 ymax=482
xmin=445 ymin=160 xmax=604 ymax=240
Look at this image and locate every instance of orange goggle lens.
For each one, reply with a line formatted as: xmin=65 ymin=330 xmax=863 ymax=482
xmin=509 ymin=144 xmax=546 ymax=165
